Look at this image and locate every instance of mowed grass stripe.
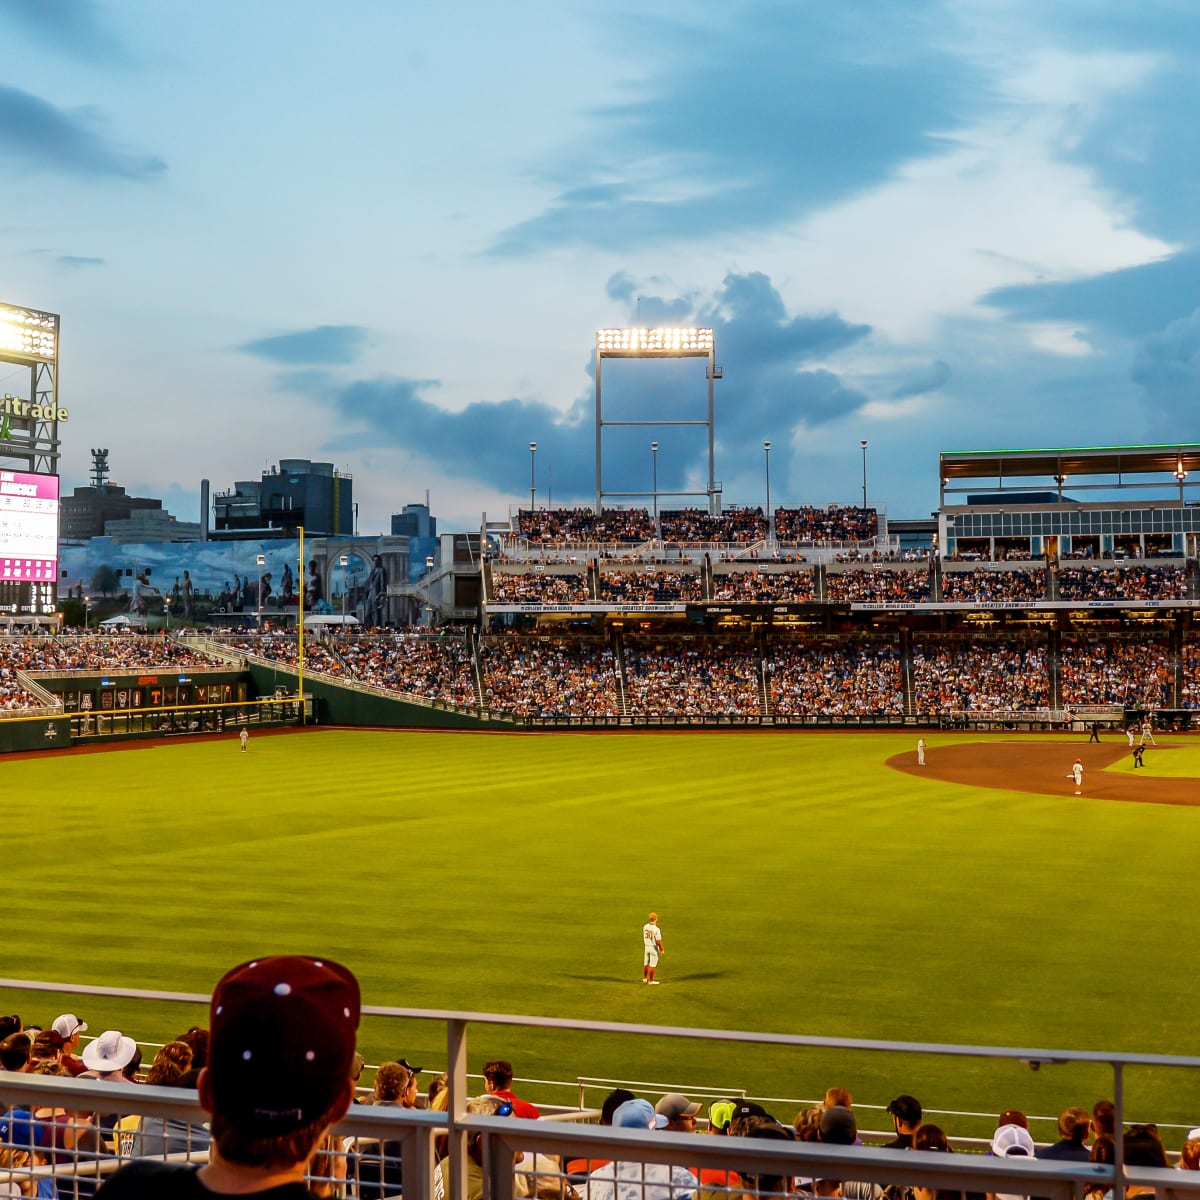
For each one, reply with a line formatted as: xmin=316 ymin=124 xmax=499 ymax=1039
xmin=4 ymin=728 xmax=1198 ymax=1128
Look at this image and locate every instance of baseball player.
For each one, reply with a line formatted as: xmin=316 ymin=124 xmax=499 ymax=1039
xmin=1068 ymin=757 xmax=1083 ymax=796
xmin=642 ymin=913 xmax=664 ymax=985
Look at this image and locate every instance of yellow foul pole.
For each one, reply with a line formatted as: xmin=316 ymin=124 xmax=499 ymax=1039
xmin=298 ymin=526 xmax=305 ymax=725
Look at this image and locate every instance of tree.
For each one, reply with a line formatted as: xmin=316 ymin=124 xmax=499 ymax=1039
xmin=91 ymin=564 xmax=121 ymax=597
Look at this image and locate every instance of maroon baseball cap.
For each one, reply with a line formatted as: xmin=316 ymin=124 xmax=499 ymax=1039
xmin=208 ymin=956 xmax=360 ymax=1136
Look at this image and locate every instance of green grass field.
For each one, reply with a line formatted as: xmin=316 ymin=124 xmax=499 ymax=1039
xmin=5 ymin=728 xmax=1199 ymax=1134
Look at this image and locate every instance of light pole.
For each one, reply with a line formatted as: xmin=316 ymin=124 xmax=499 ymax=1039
xmin=339 ymin=554 xmax=348 ymax=622
xmin=1177 ymin=464 xmax=1188 ymax=509
xmin=84 ymin=596 xmax=91 ymax=630
xmin=256 ymin=553 xmax=266 ymax=630
xmin=651 ymin=441 xmax=659 ymax=539
xmin=529 ymin=441 xmax=537 ymax=511
xmin=860 ymin=439 xmax=868 ymax=509
xmin=763 ymin=440 xmax=772 ymax=543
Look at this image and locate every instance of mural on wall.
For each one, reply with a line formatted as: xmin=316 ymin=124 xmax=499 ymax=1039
xmin=60 ymin=535 xmax=433 ymax=625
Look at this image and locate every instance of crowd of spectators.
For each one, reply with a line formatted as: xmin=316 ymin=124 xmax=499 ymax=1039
xmin=478 ymin=638 xmax=621 ymax=716
xmin=598 ymin=571 xmax=705 ymax=604
xmin=766 ymin=639 xmax=904 ymax=715
xmin=0 ymin=633 xmax=214 ymax=676
xmin=712 ymin=570 xmax=816 ymax=603
xmin=490 ymin=572 xmax=593 ymax=604
xmin=658 ymin=506 xmax=767 ymax=543
xmin=517 ymin=507 xmax=655 ymax=544
xmin=774 ymin=505 xmax=878 ymax=544
xmin=9 ymin=988 xmax=1188 ymax=1200
xmin=624 ymin=641 xmax=762 ymax=716
xmin=1182 ymin=641 xmax=1200 ymax=709
xmin=910 ymin=636 xmax=1050 ymax=712
xmin=825 ymin=568 xmax=932 ymax=603
xmin=1056 ymin=565 xmax=1188 ymax=601
xmin=1059 ymin=635 xmax=1172 ymax=708
xmin=940 ymin=568 xmax=1047 ymax=603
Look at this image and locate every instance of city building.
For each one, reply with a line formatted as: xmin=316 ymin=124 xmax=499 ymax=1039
xmin=212 ymin=458 xmax=353 ymax=540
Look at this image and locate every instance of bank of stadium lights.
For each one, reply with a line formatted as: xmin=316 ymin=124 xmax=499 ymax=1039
xmin=596 ymin=327 xmax=714 ymax=354
xmin=0 ymin=303 xmax=58 ymax=364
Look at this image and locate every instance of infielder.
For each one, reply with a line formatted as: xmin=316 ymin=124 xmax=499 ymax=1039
xmin=642 ymin=912 xmax=664 ymax=985
xmin=917 ymin=736 xmax=926 ymax=766
xmin=1141 ymin=717 xmax=1156 ymax=746
xmin=1068 ymin=757 xmax=1083 ymax=796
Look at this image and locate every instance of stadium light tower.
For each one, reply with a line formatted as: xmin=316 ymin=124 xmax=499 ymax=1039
xmin=339 ymin=555 xmax=349 ymax=622
xmin=0 ymin=301 xmax=62 ymax=476
xmin=860 ymin=439 xmax=868 ymax=509
xmin=529 ymin=441 xmax=537 ymax=512
xmin=594 ymin=327 xmax=720 ymax=513
xmin=763 ymin=441 xmax=772 ymax=543
xmin=1177 ymin=462 xmax=1188 ymax=508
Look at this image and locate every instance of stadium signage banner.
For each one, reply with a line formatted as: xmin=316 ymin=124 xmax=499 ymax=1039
xmin=489 ymin=603 xmax=685 ymax=614
xmin=0 ymin=470 xmax=58 ymax=583
xmin=1 ymin=391 xmax=69 ymax=422
xmin=851 ymin=600 xmax=1200 ymax=611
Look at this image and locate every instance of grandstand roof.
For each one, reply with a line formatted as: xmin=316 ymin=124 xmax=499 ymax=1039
xmin=940 ymin=444 xmax=1200 ymax=492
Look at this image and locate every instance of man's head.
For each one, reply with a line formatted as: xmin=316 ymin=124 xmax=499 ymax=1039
xmin=1058 ymin=1106 xmax=1090 ymax=1145
xmin=991 ymin=1124 xmax=1036 ymax=1159
xmin=613 ymin=1099 xmax=668 ymax=1130
xmin=600 ymin=1088 xmax=637 ymax=1126
xmin=81 ymin=1030 xmax=138 ymax=1077
xmin=52 ymin=1015 xmax=87 ymax=1054
xmin=0 ymin=1033 xmax=32 ymax=1072
xmin=888 ymin=1094 xmax=922 ymax=1134
xmin=656 ymin=1093 xmax=701 ymax=1132
xmin=482 ymin=1059 xmax=514 ymax=1093
xmin=998 ymin=1110 xmax=1028 ymax=1129
xmin=31 ymin=1030 xmax=65 ymax=1064
xmin=647 ymin=913 xmax=658 ymax=925
xmin=819 ymin=1106 xmax=857 ymax=1146
xmin=201 ymin=955 xmax=361 ymax=1168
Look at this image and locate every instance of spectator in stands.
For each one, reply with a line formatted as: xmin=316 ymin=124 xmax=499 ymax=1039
xmin=1091 ymin=1102 xmax=1116 ymax=1140
xmin=355 ymin=1063 xmax=419 ymax=1200
xmin=656 ymin=1094 xmax=702 ymax=1134
xmin=819 ymin=1107 xmax=882 ymax=1200
xmin=582 ymin=1098 xmax=697 ymax=1200
xmin=1037 ymin=1107 xmax=1091 ymax=1161
xmin=728 ymin=1110 xmax=797 ymax=1200
xmin=566 ymin=1088 xmax=636 ymax=1181
xmin=175 ymin=1026 xmax=208 ymax=1089
xmin=145 ymin=1041 xmax=193 ymax=1087
xmin=440 ymin=1095 xmax=523 ymax=1200
xmin=95 ymin=955 xmax=360 ymax=1199
xmin=483 ymin=1059 xmax=540 ymax=1119
xmin=794 ymin=1107 xmax=824 ymax=1141
xmin=428 ymin=1073 xmax=450 ymax=1111
xmin=1178 ymin=1129 xmax=1200 ymax=1171
xmin=31 ymin=1029 xmax=64 ymax=1067
xmin=0 ymin=1015 xmax=19 ymax=1041
xmin=52 ymin=1014 xmax=89 ymax=1078
xmin=1123 ymin=1126 xmax=1169 ymax=1199
xmin=885 ymin=1095 xmax=922 ymax=1148
xmin=0 ymin=1032 xmax=32 ymax=1072
xmin=914 ymin=1125 xmax=952 ymax=1153
xmin=825 ymin=1088 xmax=853 ymax=1110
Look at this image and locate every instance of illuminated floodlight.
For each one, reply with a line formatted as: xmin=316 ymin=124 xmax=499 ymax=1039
xmin=0 ymin=302 xmax=58 ymax=364
xmin=596 ymin=327 xmax=713 ymax=356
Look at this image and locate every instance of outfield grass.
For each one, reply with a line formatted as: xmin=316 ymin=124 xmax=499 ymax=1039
xmin=4 ymin=728 xmax=1199 ymax=1134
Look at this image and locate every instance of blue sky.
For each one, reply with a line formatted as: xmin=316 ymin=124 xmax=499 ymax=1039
xmin=1 ymin=0 xmax=1197 ymax=533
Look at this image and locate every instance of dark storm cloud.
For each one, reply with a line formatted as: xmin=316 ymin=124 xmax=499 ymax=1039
xmin=0 ymin=85 xmax=165 ymax=178
xmin=1130 ymin=309 xmax=1200 ymax=432
xmin=984 ymin=253 xmax=1200 ymax=340
xmin=891 ymin=360 xmax=951 ymax=399
xmin=0 ymin=0 xmax=128 ymax=63
xmin=238 ymin=325 xmax=369 ymax=366
xmin=317 ymin=272 xmax=872 ymax=503
xmin=490 ymin=2 xmax=979 ymax=254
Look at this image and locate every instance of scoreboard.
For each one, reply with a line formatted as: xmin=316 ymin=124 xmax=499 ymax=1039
xmin=0 ymin=469 xmax=59 ymax=611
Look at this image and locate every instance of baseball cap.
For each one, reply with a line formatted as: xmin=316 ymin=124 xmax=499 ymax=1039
xmin=991 ymin=1124 xmax=1036 ymax=1158
xmin=709 ymin=1100 xmax=737 ymax=1132
xmin=648 ymin=913 xmax=657 ymax=922
xmin=81 ymin=1029 xmax=139 ymax=1074
xmin=819 ymin=1105 xmax=858 ymax=1145
xmin=208 ymin=955 xmax=361 ymax=1137
xmin=1187 ymin=1128 xmax=1200 ymax=1141
xmin=52 ymin=1014 xmax=87 ymax=1039
xmin=656 ymin=1093 xmax=702 ymax=1121
xmin=613 ymin=1099 xmax=668 ymax=1130
xmin=888 ymin=1095 xmax=922 ymax=1124
xmin=398 ymin=1057 xmax=423 ymax=1074
xmin=732 ymin=1101 xmax=772 ymax=1123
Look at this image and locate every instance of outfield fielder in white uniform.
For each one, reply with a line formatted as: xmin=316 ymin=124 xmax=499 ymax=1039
xmin=642 ymin=913 xmax=664 ymax=985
